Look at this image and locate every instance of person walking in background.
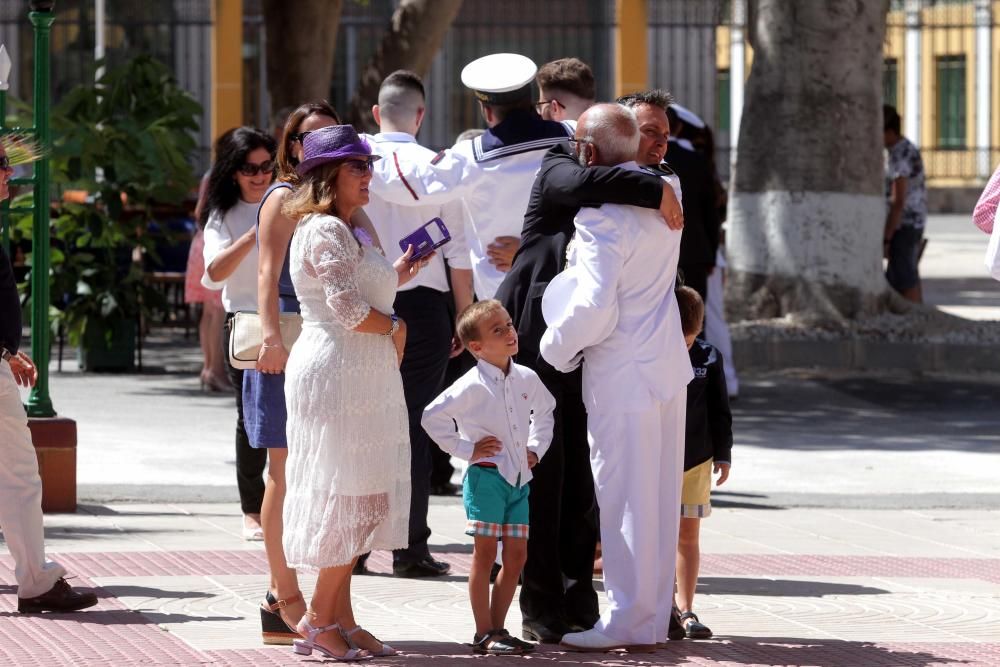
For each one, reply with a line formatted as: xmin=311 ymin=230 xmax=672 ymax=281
xmin=280 ymin=126 xmax=427 ymax=661
xmin=973 ymin=161 xmax=1000 ymax=234
xmin=423 ymin=300 xmax=555 ymax=655
xmin=246 ymin=101 xmax=342 ymax=644
xmin=200 ymin=126 xmax=277 ymax=542
xmin=673 ymin=286 xmax=733 ymax=640
xmin=185 ymin=173 xmax=228 ymax=392
xmin=0 ymin=140 xmax=98 ymax=614
xmin=360 ymin=70 xmax=473 ymax=579
xmin=883 ymin=104 xmax=927 ymax=303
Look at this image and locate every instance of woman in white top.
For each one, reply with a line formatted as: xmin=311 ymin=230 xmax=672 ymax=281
xmin=281 ymin=125 xmax=429 ymax=661
xmin=201 ymin=126 xmax=277 ymax=541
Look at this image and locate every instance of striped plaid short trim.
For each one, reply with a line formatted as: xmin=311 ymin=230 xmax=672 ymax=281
xmin=680 ymin=503 xmax=712 ymax=519
xmin=465 ymin=521 xmax=530 ymax=539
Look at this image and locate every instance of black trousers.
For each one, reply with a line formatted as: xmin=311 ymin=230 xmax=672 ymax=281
xmin=519 ymin=370 xmax=600 ymax=627
xmin=679 ymin=264 xmax=710 ymax=304
xmin=223 ymin=313 xmax=266 ymax=515
xmin=392 ymin=288 xmax=453 ymax=565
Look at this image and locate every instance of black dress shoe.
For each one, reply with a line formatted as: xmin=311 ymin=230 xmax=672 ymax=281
xmin=430 ymin=482 xmax=460 ymax=496
xmin=392 ymin=556 xmax=451 ymax=578
xmin=521 ymin=618 xmax=572 ymax=644
xmin=18 ymin=578 xmax=98 ymax=613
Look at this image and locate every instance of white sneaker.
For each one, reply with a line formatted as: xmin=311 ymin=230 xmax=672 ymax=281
xmin=559 ymin=628 xmax=655 ymax=653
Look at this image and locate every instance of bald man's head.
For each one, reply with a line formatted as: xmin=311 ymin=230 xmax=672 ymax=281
xmin=575 ymin=103 xmax=639 ymax=167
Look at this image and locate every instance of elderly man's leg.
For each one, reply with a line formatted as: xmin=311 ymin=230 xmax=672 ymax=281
xmin=654 ymin=390 xmax=685 ymax=640
xmin=587 ymin=407 xmax=665 ymax=647
xmin=0 ymin=363 xmax=91 ymax=611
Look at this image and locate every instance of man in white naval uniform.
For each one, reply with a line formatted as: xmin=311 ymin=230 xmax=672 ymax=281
xmin=368 ymin=53 xmax=573 ymax=300
xmin=540 ymin=104 xmax=692 ymax=651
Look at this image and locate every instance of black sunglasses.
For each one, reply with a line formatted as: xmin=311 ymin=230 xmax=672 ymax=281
xmin=289 ymin=130 xmax=313 ymax=144
xmin=0 ymin=156 xmax=10 ymax=170
xmin=238 ymin=159 xmax=276 ymax=177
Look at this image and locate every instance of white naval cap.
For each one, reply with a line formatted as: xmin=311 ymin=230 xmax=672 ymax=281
xmin=461 ymin=53 xmax=537 ymax=104
xmin=668 ymin=102 xmax=706 ymax=129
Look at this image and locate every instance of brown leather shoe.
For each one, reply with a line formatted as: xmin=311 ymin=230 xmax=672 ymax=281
xmin=18 ymin=578 xmax=98 ymax=613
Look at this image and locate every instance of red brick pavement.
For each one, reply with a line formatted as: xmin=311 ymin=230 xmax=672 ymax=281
xmin=2 ymin=551 xmax=999 ymax=666
xmin=4 ymin=550 xmax=997 ymax=583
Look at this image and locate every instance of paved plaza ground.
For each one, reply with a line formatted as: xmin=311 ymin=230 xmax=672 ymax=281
xmin=1 ymin=212 xmax=999 ymax=665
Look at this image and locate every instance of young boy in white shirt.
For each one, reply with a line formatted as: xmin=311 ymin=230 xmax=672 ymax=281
xmin=422 ymin=299 xmax=556 ymax=655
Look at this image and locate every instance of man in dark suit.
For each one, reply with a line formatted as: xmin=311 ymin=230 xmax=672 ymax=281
xmin=496 ymin=108 xmax=684 ymax=642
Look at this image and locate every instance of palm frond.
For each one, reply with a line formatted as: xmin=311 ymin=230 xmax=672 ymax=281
xmin=1 ymin=134 xmax=45 ymax=166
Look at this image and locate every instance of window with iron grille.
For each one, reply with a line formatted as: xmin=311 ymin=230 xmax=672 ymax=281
xmin=936 ymin=54 xmax=966 ymax=149
xmin=883 ymin=58 xmax=898 ymax=109
xmin=716 ymin=68 xmax=730 ymax=132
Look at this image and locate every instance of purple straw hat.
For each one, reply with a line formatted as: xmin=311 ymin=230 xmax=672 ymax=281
xmin=296 ymin=125 xmax=380 ymax=176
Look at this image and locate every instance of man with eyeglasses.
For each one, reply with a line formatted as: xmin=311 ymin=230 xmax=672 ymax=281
xmin=534 ymin=58 xmax=596 ymax=123
xmin=493 ymin=88 xmax=684 ymax=642
xmin=0 ymin=141 xmax=99 ymax=614
xmin=357 ymin=69 xmax=474 ymax=579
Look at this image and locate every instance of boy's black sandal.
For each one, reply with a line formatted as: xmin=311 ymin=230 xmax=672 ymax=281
xmin=471 ymin=629 xmax=526 ymax=655
xmin=497 ymin=628 xmax=536 ymax=653
xmin=679 ymin=611 xmax=713 ymax=639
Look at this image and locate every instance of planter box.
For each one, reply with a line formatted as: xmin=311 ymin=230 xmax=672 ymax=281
xmin=27 ymin=417 xmax=77 ymax=513
xmin=78 ymin=319 xmax=136 ymax=372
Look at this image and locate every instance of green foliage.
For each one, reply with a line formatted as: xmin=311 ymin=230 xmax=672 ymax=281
xmin=14 ymin=55 xmax=201 ymax=346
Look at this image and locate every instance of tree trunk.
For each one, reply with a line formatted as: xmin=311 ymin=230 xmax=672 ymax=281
xmin=345 ymin=0 xmax=464 ymax=131
xmin=727 ymin=0 xmax=891 ymax=323
xmin=262 ymin=0 xmax=344 ymax=113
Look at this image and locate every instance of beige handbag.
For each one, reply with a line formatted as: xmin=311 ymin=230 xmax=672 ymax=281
xmin=228 ymin=311 xmax=303 ymax=370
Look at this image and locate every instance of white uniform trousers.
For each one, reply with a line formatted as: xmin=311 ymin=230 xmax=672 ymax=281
xmin=704 ymin=249 xmax=739 ymax=395
xmin=0 ymin=361 xmax=66 ymax=598
xmin=588 ymin=389 xmax=686 ymax=645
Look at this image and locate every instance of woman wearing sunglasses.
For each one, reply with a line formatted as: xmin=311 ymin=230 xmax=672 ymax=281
xmin=200 ymin=126 xmax=277 ymax=545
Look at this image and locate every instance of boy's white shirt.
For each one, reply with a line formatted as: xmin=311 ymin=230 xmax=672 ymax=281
xmin=421 ymin=358 xmax=555 ymax=487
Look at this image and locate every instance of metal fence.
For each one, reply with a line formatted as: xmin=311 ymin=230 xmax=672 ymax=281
xmin=2 ymin=0 xmax=997 ymax=185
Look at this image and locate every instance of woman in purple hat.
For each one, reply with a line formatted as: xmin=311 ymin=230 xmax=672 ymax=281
xmin=280 ymin=125 xmax=428 ymax=661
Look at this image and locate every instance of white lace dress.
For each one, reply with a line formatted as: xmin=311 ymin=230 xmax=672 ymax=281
xmin=282 ymin=213 xmax=410 ymax=570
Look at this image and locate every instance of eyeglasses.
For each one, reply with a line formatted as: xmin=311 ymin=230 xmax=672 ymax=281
xmin=342 ymin=156 xmax=376 ymax=177
xmin=238 ymin=159 xmax=276 ymax=177
xmin=568 ymin=138 xmax=593 ymax=153
xmin=534 ymin=98 xmax=560 ymax=114
xmin=289 ymin=130 xmax=313 ymax=144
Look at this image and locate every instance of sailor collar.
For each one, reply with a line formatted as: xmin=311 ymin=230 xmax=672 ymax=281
xmin=473 ymin=110 xmax=573 ymax=163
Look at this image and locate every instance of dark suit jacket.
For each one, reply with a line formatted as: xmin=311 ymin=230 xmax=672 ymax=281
xmin=665 ymin=140 xmax=721 ymax=269
xmin=1 ymin=245 xmax=21 ymax=354
xmin=495 ymin=142 xmax=664 ymax=378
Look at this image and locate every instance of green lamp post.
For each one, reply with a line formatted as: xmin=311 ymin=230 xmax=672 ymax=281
xmin=0 ymin=1 xmax=56 ymax=417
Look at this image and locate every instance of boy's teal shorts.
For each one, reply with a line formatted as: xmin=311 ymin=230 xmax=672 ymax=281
xmin=463 ymin=464 xmax=530 ymax=539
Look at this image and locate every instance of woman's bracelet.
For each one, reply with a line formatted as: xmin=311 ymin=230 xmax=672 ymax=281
xmin=261 ymin=342 xmax=282 ymax=349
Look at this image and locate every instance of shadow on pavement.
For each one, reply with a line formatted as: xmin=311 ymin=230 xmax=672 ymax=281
xmin=697 ymin=576 xmax=890 ymax=597
xmin=367 ymin=637 xmax=969 ymax=666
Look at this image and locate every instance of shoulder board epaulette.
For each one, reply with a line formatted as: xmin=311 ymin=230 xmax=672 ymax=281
xmin=430 ymin=150 xmax=446 ymax=165
xmin=644 ymin=163 xmax=676 ymax=177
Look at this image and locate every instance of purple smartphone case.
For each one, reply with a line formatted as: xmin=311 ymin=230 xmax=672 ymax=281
xmin=399 ymin=217 xmax=451 ymax=260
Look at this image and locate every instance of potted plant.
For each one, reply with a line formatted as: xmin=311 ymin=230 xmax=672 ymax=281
xmin=13 ymin=55 xmax=201 ymax=370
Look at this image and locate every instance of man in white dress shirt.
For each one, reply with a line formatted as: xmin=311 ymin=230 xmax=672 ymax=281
xmin=540 ymin=104 xmax=693 ymax=651
xmin=362 ymin=70 xmax=475 ymax=578
xmin=368 ymin=53 xmax=574 ymax=300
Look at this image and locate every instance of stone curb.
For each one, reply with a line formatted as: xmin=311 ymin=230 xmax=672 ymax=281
xmin=733 ymin=339 xmax=999 ymax=373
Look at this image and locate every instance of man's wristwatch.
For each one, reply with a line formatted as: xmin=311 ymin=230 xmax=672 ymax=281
xmin=1 ymin=347 xmax=12 ymax=363
xmin=384 ymin=314 xmax=400 ymax=336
